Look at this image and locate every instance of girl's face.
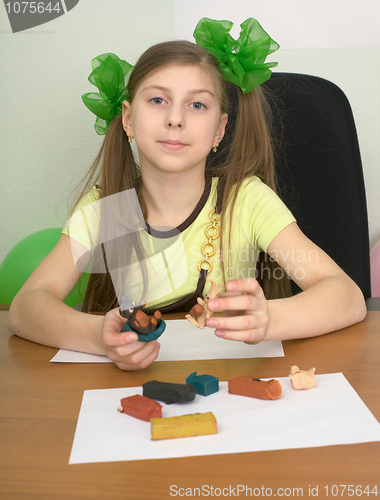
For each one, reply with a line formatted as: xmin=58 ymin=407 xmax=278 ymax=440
xmin=122 ymin=64 xmax=227 ymax=178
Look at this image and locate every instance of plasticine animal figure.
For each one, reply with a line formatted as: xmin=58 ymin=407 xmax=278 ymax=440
xmin=120 ymin=301 xmax=161 ymax=335
xmin=289 ymin=365 xmax=316 ymax=390
xmin=185 ymin=280 xmax=223 ymax=329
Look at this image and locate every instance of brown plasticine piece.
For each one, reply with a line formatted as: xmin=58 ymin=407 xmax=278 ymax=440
xmin=185 ymin=280 xmax=223 ymax=329
xmin=228 ymin=376 xmax=282 ymax=400
xmin=188 ymin=303 xmax=204 ymax=318
xmin=118 ymin=394 xmax=162 ymax=421
xmin=289 ymin=366 xmax=316 ymax=390
xmin=120 ymin=301 xmax=162 ymax=335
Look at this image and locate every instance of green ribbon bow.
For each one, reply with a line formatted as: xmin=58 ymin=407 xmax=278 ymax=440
xmin=82 ymin=53 xmax=134 ymax=135
xmin=193 ymin=17 xmax=279 ymax=93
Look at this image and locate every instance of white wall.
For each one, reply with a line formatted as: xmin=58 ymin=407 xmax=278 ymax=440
xmin=1 ymin=0 xmax=379 ymax=266
xmin=0 ymin=0 xmax=175 ymax=263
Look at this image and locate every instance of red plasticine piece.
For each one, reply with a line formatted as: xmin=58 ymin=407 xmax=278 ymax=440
xmin=119 ymin=394 xmax=162 ymax=421
xmin=228 ymin=376 xmax=282 ymax=400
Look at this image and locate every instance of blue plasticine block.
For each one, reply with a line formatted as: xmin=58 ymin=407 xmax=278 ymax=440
xmin=186 ymin=372 xmax=219 ymax=396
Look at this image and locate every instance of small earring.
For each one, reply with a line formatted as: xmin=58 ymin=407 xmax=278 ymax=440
xmin=128 ymin=136 xmax=133 ymax=143
xmin=213 ymin=146 xmax=217 ymax=153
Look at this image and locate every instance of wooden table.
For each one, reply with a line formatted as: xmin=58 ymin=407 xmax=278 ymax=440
xmin=1 ymin=311 xmax=379 ymax=499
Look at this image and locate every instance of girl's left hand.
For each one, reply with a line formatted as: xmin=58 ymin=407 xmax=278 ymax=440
xmin=206 ymin=278 xmax=269 ymax=344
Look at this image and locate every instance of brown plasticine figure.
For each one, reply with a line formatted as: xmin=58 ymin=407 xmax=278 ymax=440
xmin=120 ymin=301 xmax=161 ymax=335
xmin=289 ymin=365 xmax=316 ymax=390
xmin=185 ymin=280 xmax=223 ymax=329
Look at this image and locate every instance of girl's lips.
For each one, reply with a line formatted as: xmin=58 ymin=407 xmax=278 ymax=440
xmin=159 ymin=140 xmax=188 ymax=151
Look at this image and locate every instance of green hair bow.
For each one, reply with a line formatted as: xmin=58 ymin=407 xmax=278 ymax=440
xmin=193 ymin=17 xmax=279 ymax=93
xmin=82 ymin=53 xmax=134 ymax=135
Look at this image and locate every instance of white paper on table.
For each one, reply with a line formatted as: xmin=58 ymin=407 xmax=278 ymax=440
xmin=69 ymin=373 xmax=380 ymax=464
xmin=50 ymin=319 xmax=284 ymax=363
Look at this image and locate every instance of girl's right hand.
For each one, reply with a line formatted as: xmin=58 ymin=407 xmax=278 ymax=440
xmin=102 ymin=308 xmax=160 ymax=370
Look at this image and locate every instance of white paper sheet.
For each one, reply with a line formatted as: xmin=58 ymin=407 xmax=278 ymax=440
xmin=50 ymin=319 xmax=284 ymax=363
xmin=69 ymin=373 xmax=380 ymax=464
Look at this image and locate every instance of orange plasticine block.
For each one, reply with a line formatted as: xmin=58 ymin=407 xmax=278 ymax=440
xmin=228 ymin=376 xmax=282 ymax=400
xmin=118 ymin=394 xmax=162 ymax=422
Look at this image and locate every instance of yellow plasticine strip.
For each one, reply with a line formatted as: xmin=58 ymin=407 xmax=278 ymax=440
xmin=151 ymin=412 xmax=217 ymax=440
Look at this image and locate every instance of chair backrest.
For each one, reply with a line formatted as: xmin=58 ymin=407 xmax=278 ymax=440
xmin=211 ymin=73 xmax=371 ymax=298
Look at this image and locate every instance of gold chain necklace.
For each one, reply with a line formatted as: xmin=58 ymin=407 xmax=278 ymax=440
xmin=198 ymin=209 xmax=221 ymax=274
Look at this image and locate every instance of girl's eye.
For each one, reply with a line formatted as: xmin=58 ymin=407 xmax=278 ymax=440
xmin=150 ymin=97 xmax=165 ymax=105
xmin=190 ymin=101 xmax=206 ymax=110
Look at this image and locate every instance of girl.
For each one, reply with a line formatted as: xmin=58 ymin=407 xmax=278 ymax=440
xmin=7 ymin=18 xmax=366 ymax=370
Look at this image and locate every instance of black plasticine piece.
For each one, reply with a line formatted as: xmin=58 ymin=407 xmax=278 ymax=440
xmin=142 ymin=380 xmax=197 ymax=405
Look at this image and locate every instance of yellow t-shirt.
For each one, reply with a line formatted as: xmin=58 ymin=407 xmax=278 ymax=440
xmin=63 ymin=176 xmax=295 ymax=309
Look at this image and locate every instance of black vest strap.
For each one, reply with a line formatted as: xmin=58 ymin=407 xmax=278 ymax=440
xmin=143 ymin=175 xmax=223 ymax=315
xmin=143 ymin=268 xmax=208 ymax=315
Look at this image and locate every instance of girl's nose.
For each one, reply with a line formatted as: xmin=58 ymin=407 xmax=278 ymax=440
xmin=165 ymin=106 xmax=184 ymax=129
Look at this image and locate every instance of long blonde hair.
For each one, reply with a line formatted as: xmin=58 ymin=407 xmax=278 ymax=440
xmin=73 ymin=40 xmax=290 ymax=312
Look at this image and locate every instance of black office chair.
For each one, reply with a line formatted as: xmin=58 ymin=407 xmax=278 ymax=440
xmin=212 ymin=72 xmax=376 ymax=307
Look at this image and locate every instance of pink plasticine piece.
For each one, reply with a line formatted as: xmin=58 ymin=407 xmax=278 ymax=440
xmin=289 ymin=366 xmax=316 ymax=390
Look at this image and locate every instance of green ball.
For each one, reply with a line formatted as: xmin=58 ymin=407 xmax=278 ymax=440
xmin=0 ymin=229 xmax=89 ymax=307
